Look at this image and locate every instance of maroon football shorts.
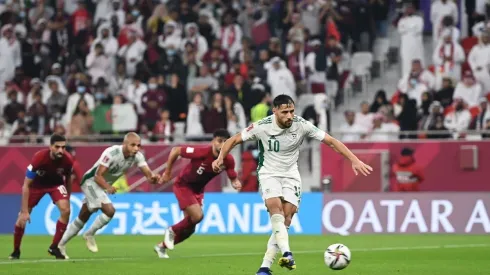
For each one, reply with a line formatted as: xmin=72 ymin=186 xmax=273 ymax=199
xmin=173 ymin=181 xmax=204 ymax=210
xmin=28 ymin=185 xmax=69 ymax=208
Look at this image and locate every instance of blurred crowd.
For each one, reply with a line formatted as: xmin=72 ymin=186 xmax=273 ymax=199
xmin=0 ymin=0 xmax=388 ymax=145
xmin=340 ymin=0 xmax=490 ymax=142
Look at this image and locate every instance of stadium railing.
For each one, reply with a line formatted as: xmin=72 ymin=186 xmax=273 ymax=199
xmin=4 ymin=130 xmax=490 ymax=144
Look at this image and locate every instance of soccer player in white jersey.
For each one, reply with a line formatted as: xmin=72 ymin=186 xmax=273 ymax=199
xmin=212 ymin=95 xmax=372 ymax=275
xmin=58 ymin=132 xmax=160 ymax=258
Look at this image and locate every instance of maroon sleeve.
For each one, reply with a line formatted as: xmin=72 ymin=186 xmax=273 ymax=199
xmin=179 ymin=146 xmax=210 ymax=159
xmin=224 ymin=155 xmax=238 ymax=180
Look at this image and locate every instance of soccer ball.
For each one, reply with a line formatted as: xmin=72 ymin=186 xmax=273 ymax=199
xmin=324 ymin=243 xmax=351 ymax=270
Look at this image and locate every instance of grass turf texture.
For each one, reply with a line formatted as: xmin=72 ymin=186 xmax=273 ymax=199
xmin=1 ymin=235 xmax=489 ymax=275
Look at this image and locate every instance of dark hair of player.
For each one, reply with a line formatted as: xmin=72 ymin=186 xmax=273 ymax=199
xmin=273 ymin=94 xmax=295 ymax=108
xmin=213 ymin=129 xmax=231 ymax=139
xmin=50 ymin=134 xmax=66 ymax=145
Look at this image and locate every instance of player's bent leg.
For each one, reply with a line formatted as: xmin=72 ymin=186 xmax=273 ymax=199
xmin=265 ymin=197 xmax=289 ymax=250
xmin=9 ymin=208 xmax=33 ymax=260
xmin=10 ymin=188 xmax=44 ymax=260
xmin=48 ymin=199 xmax=70 ymax=259
xmin=59 ymin=203 xmax=95 ymax=259
xmin=258 ymin=201 xmax=296 ymax=274
xmin=84 ymin=203 xmax=115 ymax=253
xmin=265 ymin=197 xmax=295 ymax=270
xmin=162 ymin=204 xmax=203 ymax=251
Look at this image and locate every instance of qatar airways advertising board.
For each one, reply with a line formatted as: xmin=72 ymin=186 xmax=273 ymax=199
xmin=322 ymin=193 xmax=490 ymax=235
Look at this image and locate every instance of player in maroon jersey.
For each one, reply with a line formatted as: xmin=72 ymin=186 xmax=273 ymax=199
xmin=9 ymin=134 xmax=73 ymax=260
xmin=153 ymin=129 xmax=242 ymax=258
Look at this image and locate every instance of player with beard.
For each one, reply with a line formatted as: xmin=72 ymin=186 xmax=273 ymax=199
xmin=212 ymin=95 xmax=373 ymax=275
xmin=10 ymin=134 xmax=74 ymax=260
xmin=154 ymin=129 xmax=241 ymax=258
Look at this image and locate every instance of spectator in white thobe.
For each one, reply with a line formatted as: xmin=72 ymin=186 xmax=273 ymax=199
xmin=398 ymin=3 xmax=424 ymax=76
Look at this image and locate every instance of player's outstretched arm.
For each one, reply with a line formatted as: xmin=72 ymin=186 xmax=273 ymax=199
xmin=322 ymin=133 xmax=373 ymax=176
xmin=159 ymin=147 xmax=181 ymax=184
xmin=140 ymin=165 xmax=160 ymax=184
xmin=94 ymin=165 xmax=117 ymax=194
xmin=213 ymin=133 xmax=243 ymax=172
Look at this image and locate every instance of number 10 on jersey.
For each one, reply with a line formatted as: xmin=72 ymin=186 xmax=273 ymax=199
xmin=268 ymin=139 xmax=280 ymax=152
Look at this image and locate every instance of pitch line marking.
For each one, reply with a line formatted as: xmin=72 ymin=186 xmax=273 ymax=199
xmin=1 ymin=243 xmax=489 ymax=265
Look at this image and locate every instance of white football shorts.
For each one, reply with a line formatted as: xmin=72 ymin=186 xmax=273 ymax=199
xmin=259 ymin=177 xmax=302 ymax=208
xmin=81 ymin=179 xmax=112 ymax=211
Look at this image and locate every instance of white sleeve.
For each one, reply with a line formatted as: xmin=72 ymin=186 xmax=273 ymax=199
xmin=241 ymin=122 xmax=261 ymax=141
xmin=135 ymin=152 xmax=148 ymax=168
xmin=303 ymin=120 xmax=326 ymax=141
xmin=99 ymin=148 xmax=113 ymax=168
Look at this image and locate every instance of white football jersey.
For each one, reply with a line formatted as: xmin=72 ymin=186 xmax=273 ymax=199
xmin=80 ymin=145 xmax=148 ymax=185
xmin=241 ymin=115 xmax=325 ymax=180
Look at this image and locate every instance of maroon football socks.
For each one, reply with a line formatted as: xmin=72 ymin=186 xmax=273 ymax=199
xmin=160 ymin=217 xmax=196 ymax=248
xmin=13 ymin=225 xmax=25 ymax=251
xmin=51 ymin=220 xmax=67 ymax=247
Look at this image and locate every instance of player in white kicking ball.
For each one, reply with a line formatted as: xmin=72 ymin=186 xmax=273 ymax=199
xmin=212 ymin=95 xmax=372 ymax=275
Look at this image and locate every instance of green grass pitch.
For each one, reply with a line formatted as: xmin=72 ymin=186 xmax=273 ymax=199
xmin=1 ymin=235 xmax=490 ymax=275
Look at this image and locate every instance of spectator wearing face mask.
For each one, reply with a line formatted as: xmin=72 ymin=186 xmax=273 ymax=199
xmin=397 ymin=60 xmax=436 ymax=94
xmin=398 ymin=76 xmax=429 ymax=108
xmin=141 ymin=76 xmax=167 ymax=130
xmin=93 ymin=78 xmax=113 ymax=105
xmin=64 ymin=84 xmax=95 ymax=127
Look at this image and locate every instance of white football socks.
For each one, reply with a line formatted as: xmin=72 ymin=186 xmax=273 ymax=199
xmin=270 ymin=214 xmax=290 ymax=254
xmin=59 ymin=217 xmax=85 ymax=245
xmin=85 ymin=213 xmax=112 ymax=236
xmin=261 ymin=233 xmax=279 ymax=268
xmin=261 ymin=225 xmax=291 ymax=268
